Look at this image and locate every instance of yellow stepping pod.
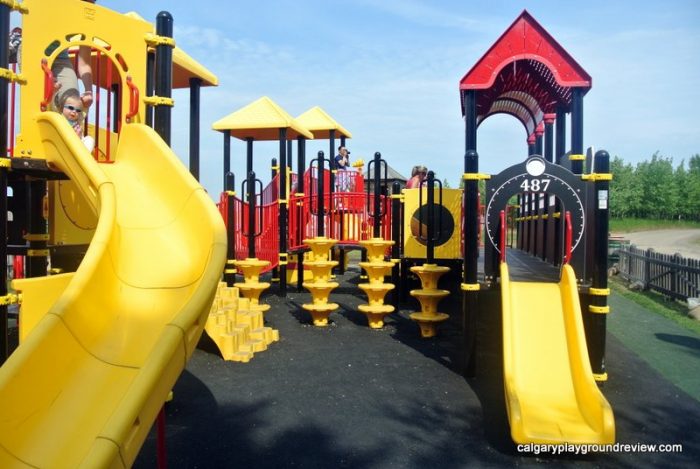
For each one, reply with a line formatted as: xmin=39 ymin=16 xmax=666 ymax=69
xmin=409 ymin=264 xmax=450 ymax=337
xmin=204 ymin=282 xmax=279 ymax=362
xmin=302 ymin=237 xmax=339 ymax=326
xmin=358 ymin=238 xmax=396 ymax=328
xmin=233 ymin=258 xmax=271 ymax=312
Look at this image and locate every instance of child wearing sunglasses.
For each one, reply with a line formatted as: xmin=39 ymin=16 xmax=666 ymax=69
xmin=58 ymin=88 xmax=95 ymax=153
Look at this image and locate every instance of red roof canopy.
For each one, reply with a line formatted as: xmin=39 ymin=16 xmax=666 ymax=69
xmin=459 ymin=10 xmax=591 ymax=136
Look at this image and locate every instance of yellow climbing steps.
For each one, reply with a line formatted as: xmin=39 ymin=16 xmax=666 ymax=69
xmin=205 ymin=282 xmax=279 ymax=362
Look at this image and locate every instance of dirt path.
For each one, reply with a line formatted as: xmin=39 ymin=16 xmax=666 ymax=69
xmin=612 ymin=229 xmax=700 ymax=259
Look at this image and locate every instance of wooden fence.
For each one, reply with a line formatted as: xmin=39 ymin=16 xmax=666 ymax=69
xmin=616 ymin=245 xmax=700 ymax=302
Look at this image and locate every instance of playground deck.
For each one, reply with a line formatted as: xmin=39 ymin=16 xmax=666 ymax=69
xmin=132 ymin=250 xmax=700 ymax=468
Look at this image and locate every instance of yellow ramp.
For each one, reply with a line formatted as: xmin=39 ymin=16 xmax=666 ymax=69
xmin=500 ymin=263 xmax=615 ymax=444
xmin=0 ymin=113 xmax=226 ymax=468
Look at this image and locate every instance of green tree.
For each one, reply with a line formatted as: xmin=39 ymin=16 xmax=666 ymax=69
xmin=610 ymin=156 xmax=635 ymax=218
xmin=687 ymin=154 xmax=700 ymax=221
xmin=634 ymin=153 xmax=675 ymax=218
xmin=673 ymin=161 xmax=688 ymax=220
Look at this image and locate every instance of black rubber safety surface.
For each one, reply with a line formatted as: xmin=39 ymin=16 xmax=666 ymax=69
xmin=135 ymin=262 xmax=700 ymax=468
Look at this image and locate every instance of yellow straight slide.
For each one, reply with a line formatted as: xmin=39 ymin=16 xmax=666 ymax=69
xmin=500 ymin=263 xmax=615 ymax=444
xmin=0 ymin=113 xmax=226 ymax=468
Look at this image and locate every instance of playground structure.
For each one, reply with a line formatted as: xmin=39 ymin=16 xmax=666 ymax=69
xmin=212 ymin=9 xmax=615 ymax=445
xmin=0 ymin=1 xmax=226 ymax=466
xmin=0 ymin=3 xmax=617 ymax=466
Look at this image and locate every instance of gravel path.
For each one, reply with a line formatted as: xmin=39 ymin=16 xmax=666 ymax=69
xmin=612 ymin=229 xmax=700 ymax=259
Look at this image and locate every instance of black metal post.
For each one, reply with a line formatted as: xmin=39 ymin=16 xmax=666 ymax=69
xmin=554 ymin=105 xmax=566 ymax=264
xmin=297 ymin=137 xmax=306 ymax=193
xmin=463 ymin=90 xmax=479 ymax=378
xmin=555 ymin=105 xmax=566 ymax=165
xmin=527 ymin=134 xmax=535 ymax=156
xmin=154 ymin=11 xmax=173 ymax=145
xmin=270 ymin=157 xmax=278 ymax=283
xmin=287 ymin=139 xmax=293 ymax=172
xmin=425 ymin=171 xmax=435 ymax=264
xmin=543 ymin=114 xmax=555 ymax=263
xmin=391 ymin=181 xmax=401 ymax=309
xmin=544 ymin=114 xmax=555 ymax=163
xmin=316 ymin=151 xmax=325 ymax=237
xmin=278 ymin=128 xmax=288 ymax=296
xmin=188 ymin=77 xmax=201 ymax=180
xmin=246 ymin=137 xmax=254 ymax=179
xmin=0 ymin=3 xmax=9 ymax=363
xmin=588 ymin=150 xmax=610 ymax=379
xmin=224 ymin=172 xmax=236 ymax=287
xmin=296 ymin=137 xmax=306 ymax=292
xmin=111 ymin=83 xmax=121 ymax=133
xmin=464 ymin=90 xmax=477 ymax=152
xmin=535 ymin=128 xmax=543 ymax=155
xmin=247 ymin=171 xmax=256 ymax=258
xmin=462 ymin=149 xmax=479 ymax=376
xmin=271 ymin=158 xmax=278 ymax=184
xmin=571 ymin=87 xmax=584 ymax=175
xmin=223 ymin=132 xmax=230 ymax=189
xmin=26 ymin=181 xmax=47 ymax=278
xmin=329 ymin=129 xmax=335 ymax=211
xmin=372 ymin=152 xmax=382 ymax=237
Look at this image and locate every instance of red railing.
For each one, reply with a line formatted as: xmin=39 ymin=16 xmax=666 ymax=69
xmin=219 ymin=170 xmax=391 ymax=272
xmin=499 ymin=209 xmax=507 ymax=263
xmin=218 ymin=193 xmax=279 ymax=269
xmin=288 ymin=192 xmax=391 ymax=250
xmin=563 ymin=210 xmax=573 ymax=264
xmin=261 ymin=172 xmax=300 ymax=205
xmin=301 ymin=168 xmax=365 ymax=196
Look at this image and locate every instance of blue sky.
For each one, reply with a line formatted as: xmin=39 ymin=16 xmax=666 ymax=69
xmin=90 ymin=1 xmax=699 ymax=196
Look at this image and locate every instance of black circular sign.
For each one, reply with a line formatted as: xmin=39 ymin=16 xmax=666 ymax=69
xmin=410 ymin=203 xmax=455 ymax=247
xmin=484 ymin=156 xmax=586 ymax=254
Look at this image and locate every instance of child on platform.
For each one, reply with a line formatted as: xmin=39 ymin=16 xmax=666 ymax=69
xmin=58 ymin=89 xmax=95 ymax=153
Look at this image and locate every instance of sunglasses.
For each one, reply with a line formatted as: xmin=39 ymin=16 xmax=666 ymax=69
xmin=64 ymin=104 xmax=83 ymax=113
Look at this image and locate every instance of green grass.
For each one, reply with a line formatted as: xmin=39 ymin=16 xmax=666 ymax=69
xmin=609 ymin=277 xmax=700 ymax=335
xmin=610 ymin=217 xmax=700 ymax=233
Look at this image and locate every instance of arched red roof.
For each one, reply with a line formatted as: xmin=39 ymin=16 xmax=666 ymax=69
xmin=459 ymin=10 xmax=591 ymax=135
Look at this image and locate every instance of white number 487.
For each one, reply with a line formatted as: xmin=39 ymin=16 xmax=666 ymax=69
xmin=520 ymin=178 xmax=551 ymax=192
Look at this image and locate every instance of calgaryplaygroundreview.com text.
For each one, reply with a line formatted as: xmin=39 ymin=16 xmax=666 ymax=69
xmin=517 ymin=443 xmax=683 ymax=455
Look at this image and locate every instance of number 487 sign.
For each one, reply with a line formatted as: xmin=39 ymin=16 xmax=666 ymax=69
xmin=519 ymin=178 xmax=551 ymax=192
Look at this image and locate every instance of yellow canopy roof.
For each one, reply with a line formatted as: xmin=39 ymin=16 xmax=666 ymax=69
xmin=172 ymin=47 xmax=218 ymax=88
xmin=124 ymin=12 xmax=218 ymax=88
xmin=212 ymin=96 xmax=314 ymax=140
xmin=296 ymin=106 xmax=352 ymax=139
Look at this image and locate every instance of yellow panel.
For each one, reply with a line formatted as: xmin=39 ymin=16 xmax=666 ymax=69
xmin=403 ymin=188 xmax=462 ymax=259
xmin=212 ymin=96 xmax=314 ymax=140
xmin=500 ymin=263 xmax=615 ymax=444
xmin=15 ymin=0 xmax=152 ymax=158
xmin=296 ymin=106 xmax=352 ymax=139
xmin=0 ymin=113 xmax=226 ymax=468
xmin=12 ymin=272 xmax=74 ymax=341
xmin=49 ymin=179 xmax=97 ymax=245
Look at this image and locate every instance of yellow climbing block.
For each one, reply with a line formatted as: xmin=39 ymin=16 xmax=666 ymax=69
xmin=409 ymin=264 xmax=450 ymax=338
xmin=234 ymin=258 xmax=272 ymax=313
xmin=205 ymin=282 xmax=279 ymax=362
xmin=302 ymin=237 xmax=340 ymax=326
xmin=357 ymin=238 xmax=396 ymax=328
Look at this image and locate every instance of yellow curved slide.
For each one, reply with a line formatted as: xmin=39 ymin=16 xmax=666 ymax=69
xmin=500 ymin=263 xmax=615 ymax=444
xmin=0 ymin=113 xmax=226 ymax=468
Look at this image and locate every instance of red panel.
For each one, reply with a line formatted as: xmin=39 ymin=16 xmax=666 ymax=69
xmin=460 ymin=10 xmax=591 ymax=90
